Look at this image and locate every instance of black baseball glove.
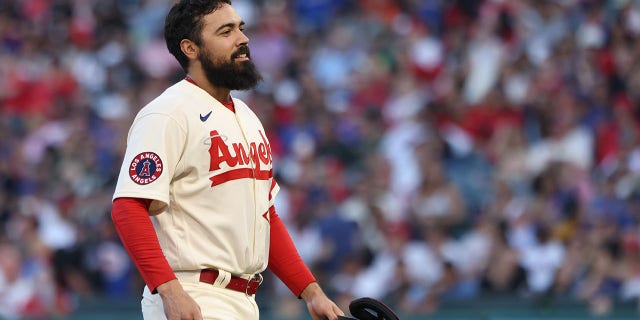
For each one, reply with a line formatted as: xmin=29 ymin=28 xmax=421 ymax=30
xmin=337 ymin=297 xmax=400 ymax=320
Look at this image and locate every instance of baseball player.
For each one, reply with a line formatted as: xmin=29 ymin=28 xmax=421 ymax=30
xmin=110 ymin=1 xmax=344 ymax=320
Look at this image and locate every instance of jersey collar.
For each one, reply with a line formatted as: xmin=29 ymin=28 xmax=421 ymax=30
xmin=184 ymin=76 xmax=236 ymax=113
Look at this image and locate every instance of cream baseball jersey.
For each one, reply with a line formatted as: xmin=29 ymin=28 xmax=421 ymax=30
xmin=113 ymin=79 xmax=278 ymax=277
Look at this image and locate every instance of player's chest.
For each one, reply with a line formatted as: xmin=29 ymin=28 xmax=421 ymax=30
xmin=188 ymin=110 xmax=272 ymax=172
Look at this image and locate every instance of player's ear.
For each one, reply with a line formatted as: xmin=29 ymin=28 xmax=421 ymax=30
xmin=180 ymin=39 xmax=198 ymax=60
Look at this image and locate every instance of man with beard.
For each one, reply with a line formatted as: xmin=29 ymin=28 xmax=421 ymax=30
xmin=110 ymin=1 xmax=345 ymax=320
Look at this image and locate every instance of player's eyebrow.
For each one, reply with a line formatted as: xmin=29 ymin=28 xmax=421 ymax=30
xmin=215 ymin=20 xmax=245 ymax=33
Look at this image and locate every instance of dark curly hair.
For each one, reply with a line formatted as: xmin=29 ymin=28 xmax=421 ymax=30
xmin=164 ymin=0 xmax=232 ymax=72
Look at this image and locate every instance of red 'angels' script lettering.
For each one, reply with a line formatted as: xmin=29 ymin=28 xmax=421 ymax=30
xmin=208 ymin=130 xmax=273 ymax=186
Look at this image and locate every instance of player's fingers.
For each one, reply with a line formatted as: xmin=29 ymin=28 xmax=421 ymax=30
xmin=315 ymin=306 xmax=342 ymax=320
xmin=319 ymin=303 xmax=344 ymax=319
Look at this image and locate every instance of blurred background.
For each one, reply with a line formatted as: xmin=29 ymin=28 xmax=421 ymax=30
xmin=2 ymin=0 xmax=640 ymax=319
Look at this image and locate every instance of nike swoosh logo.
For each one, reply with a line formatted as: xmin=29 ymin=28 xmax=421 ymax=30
xmin=200 ymin=111 xmax=212 ymax=122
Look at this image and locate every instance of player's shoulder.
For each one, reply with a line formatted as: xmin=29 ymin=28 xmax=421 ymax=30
xmin=138 ymin=80 xmax=194 ymax=116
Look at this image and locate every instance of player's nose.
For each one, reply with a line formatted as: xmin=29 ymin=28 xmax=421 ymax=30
xmin=237 ymin=30 xmax=249 ymax=46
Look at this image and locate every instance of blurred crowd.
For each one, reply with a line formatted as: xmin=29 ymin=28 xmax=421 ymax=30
xmin=2 ymin=0 xmax=640 ymax=319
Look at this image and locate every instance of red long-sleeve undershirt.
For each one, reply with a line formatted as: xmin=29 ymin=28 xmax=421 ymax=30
xmin=111 ymin=197 xmax=315 ymax=296
xmin=266 ymin=205 xmax=316 ymax=296
xmin=111 ymin=198 xmax=174 ymax=293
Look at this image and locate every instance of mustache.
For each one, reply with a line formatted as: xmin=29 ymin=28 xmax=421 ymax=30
xmin=231 ymin=46 xmax=250 ymax=59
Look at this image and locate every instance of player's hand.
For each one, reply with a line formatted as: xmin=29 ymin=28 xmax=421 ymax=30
xmin=157 ymin=279 xmax=203 ymax=320
xmin=301 ymin=282 xmax=345 ymax=320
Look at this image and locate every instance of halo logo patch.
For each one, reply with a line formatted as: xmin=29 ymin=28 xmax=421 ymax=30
xmin=129 ymin=152 xmax=163 ymax=185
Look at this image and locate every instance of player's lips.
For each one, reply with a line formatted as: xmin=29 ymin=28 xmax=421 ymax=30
xmin=232 ymin=46 xmax=250 ymax=61
xmin=234 ymin=54 xmax=249 ymax=61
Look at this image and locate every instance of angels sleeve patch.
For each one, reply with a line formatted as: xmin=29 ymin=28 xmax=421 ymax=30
xmin=129 ymin=152 xmax=163 ymax=185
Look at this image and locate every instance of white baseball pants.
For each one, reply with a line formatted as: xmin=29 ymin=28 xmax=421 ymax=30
xmin=141 ymin=270 xmax=259 ymax=320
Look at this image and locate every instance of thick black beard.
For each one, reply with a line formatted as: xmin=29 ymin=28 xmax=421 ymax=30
xmin=198 ymin=48 xmax=262 ymax=90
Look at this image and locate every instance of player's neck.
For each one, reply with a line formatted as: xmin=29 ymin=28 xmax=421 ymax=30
xmin=185 ymin=74 xmax=232 ymax=103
